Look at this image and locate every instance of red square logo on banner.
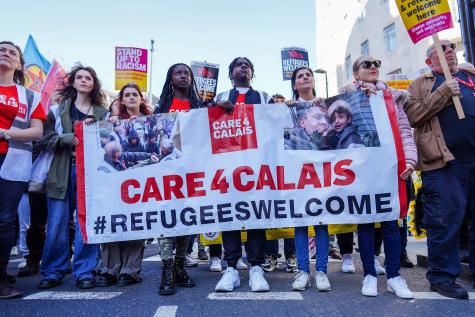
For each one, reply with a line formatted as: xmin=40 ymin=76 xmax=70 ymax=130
xmin=208 ymin=104 xmax=258 ymax=154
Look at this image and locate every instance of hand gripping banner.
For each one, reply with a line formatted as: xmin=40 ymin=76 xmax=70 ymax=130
xmin=76 ymin=91 xmax=406 ymax=243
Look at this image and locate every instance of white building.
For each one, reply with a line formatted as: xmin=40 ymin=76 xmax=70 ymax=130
xmin=314 ymin=0 xmax=464 ymax=96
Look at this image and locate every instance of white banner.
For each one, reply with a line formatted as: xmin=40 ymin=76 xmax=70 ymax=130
xmin=76 ymin=91 xmax=406 ymax=243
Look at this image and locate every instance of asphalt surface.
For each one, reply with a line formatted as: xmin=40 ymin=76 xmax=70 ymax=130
xmin=2 ymin=242 xmax=475 ymax=317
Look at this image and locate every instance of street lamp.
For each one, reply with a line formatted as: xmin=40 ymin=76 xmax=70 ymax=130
xmin=314 ymin=68 xmax=328 ymax=98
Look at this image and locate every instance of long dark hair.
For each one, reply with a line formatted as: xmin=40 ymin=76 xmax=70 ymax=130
xmin=0 ymin=41 xmax=25 ymax=85
xmin=57 ymin=64 xmax=105 ymax=106
xmin=291 ymin=67 xmax=316 ymax=101
xmin=157 ymin=63 xmax=201 ymax=113
xmin=118 ymin=83 xmax=152 ymax=118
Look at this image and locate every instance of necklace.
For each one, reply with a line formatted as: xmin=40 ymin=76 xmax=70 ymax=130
xmin=454 ymin=71 xmax=475 ymax=97
xmin=74 ymin=103 xmax=92 ymax=124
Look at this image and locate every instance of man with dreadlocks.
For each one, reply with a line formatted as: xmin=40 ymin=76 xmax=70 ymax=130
xmin=214 ymin=57 xmax=274 ymax=293
xmin=154 ymin=63 xmax=205 ymax=296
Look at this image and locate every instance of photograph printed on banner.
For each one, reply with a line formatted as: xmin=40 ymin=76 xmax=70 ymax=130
xmin=97 ymin=114 xmax=181 ymax=173
xmin=284 ymin=91 xmax=380 ymax=151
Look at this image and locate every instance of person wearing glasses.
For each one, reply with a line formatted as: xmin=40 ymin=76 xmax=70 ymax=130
xmin=341 ymin=55 xmax=417 ymax=299
xmin=405 ymin=40 xmax=475 ymax=300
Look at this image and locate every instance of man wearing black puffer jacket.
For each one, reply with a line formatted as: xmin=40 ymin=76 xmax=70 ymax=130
xmin=213 ymin=57 xmax=274 ymax=293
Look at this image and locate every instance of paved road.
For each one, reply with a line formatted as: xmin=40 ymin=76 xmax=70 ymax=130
xmin=3 ymin=242 xmax=475 ymax=317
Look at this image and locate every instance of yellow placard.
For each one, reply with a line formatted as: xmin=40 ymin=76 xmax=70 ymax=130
xmin=395 ymin=0 xmax=453 ymax=43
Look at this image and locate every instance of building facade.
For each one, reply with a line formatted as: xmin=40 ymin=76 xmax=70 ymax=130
xmin=315 ymin=0 xmax=464 ymax=96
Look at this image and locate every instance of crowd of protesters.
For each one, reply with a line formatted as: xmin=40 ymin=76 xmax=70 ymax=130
xmin=0 ymin=38 xmax=474 ymax=301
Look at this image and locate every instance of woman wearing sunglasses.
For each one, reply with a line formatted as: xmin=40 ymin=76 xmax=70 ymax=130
xmin=340 ymin=55 xmax=417 ymax=299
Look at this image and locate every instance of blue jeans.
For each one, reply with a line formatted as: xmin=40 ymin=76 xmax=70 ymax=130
xmin=41 ymin=164 xmax=99 ymax=281
xmin=0 ymin=154 xmax=28 ymax=273
xmin=422 ymin=159 xmax=475 ymax=284
xmin=358 ymin=221 xmax=400 ymax=279
xmin=294 ymin=225 xmax=328 ymax=273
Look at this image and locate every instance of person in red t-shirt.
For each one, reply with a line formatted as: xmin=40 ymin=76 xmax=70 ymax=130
xmin=154 ymin=63 xmax=204 ymax=296
xmin=0 ymin=41 xmax=45 ymax=299
xmin=154 ymin=63 xmax=204 ymax=114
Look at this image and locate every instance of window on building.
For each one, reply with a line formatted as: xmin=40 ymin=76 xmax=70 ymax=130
xmin=345 ymin=55 xmax=352 ymax=79
xmin=384 ymin=23 xmax=396 ymax=52
xmin=361 ymin=40 xmax=369 ymax=56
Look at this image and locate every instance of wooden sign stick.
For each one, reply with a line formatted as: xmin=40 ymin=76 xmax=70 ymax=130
xmin=432 ymin=33 xmax=465 ymax=119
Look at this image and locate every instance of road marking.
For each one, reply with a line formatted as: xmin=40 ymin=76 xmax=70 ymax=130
xmin=208 ymin=292 xmax=303 ymax=300
xmin=144 ymin=255 xmax=161 ymax=262
xmin=412 ymin=292 xmax=475 ymax=300
xmin=23 ymin=291 xmax=122 ymax=300
xmin=153 ymin=306 xmax=178 ymax=317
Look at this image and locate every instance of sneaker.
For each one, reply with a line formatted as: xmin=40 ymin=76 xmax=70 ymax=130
xmin=10 ymin=247 xmax=18 ymax=256
xmin=215 ymin=267 xmax=240 ymax=292
xmin=0 ymin=282 xmax=22 ymax=299
xmin=286 ymin=256 xmax=298 ymax=273
xmin=210 ymin=257 xmax=222 ymax=272
xmin=374 ymin=256 xmax=386 ymax=275
xmin=291 ymin=271 xmax=310 ymax=291
xmin=329 ymin=248 xmax=342 ymax=260
xmin=236 ymin=258 xmax=248 ymax=270
xmin=198 ymin=249 xmax=209 ymax=261
xmin=430 ymin=282 xmax=469 ymax=300
xmin=185 ymin=254 xmax=198 ymax=267
xmin=361 ymin=275 xmax=378 ymax=297
xmin=341 ymin=254 xmax=355 ymax=274
xmin=387 ymin=276 xmax=414 ymax=299
xmin=315 ymin=271 xmax=331 ymax=291
xmin=249 ymin=266 xmax=270 ymax=292
xmin=261 ymin=256 xmax=277 ymax=272
xmin=17 ymin=258 xmax=27 ymax=269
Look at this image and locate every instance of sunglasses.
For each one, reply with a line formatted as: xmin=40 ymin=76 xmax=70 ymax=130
xmin=359 ymin=60 xmax=382 ymax=69
xmin=441 ymin=43 xmax=456 ymax=52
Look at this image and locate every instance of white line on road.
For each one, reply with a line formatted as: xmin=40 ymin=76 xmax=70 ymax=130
xmin=153 ymin=306 xmax=178 ymax=317
xmin=23 ymin=291 xmax=122 ymax=300
xmin=143 ymin=255 xmax=161 ymax=262
xmin=413 ymin=292 xmax=475 ymax=300
xmin=208 ymin=292 xmax=303 ymax=300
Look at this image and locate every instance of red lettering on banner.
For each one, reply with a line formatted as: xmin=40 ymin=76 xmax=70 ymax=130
xmin=163 ymin=175 xmax=185 ymax=200
xmin=186 ymin=172 xmax=206 ymax=197
xmin=297 ymin=163 xmax=322 ymax=189
xmin=334 ymin=159 xmax=356 ymax=186
xmin=276 ymin=166 xmax=296 ymax=190
xmin=256 ymin=165 xmax=276 ymax=190
xmin=121 ymin=179 xmax=141 ymax=204
xmin=208 ymin=105 xmax=258 ymax=154
xmin=210 ymin=169 xmax=230 ymax=193
xmin=323 ymin=162 xmax=332 ymax=187
xmin=233 ymin=166 xmax=255 ymax=192
xmin=142 ymin=177 xmax=163 ymax=202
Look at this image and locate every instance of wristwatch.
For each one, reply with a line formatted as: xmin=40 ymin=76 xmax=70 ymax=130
xmin=4 ymin=129 xmax=11 ymax=140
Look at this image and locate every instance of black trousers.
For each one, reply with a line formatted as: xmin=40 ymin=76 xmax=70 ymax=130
xmin=223 ymin=229 xmax=266 ymax=268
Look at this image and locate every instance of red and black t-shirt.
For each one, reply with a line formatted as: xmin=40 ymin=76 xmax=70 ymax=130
xmin=168 ymin=97 xmax=191 ymax=113
xmin=0 ymin=86 xmax=46 ymax=154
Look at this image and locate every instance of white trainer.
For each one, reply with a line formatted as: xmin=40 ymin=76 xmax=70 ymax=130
xmin=236 ymin=257 xmax=248 ymax=270
xmin=315 ymin=271 xmax=331 ymax=291
xmin=374 ymin=256 xmax=386 ymax=275
xmin=341 ymin=254 xmax=355 ymax=274
xmin=291 ymin=271 xmax=311 ymax=291
xmin=215 ymin=267 xmax=240 ymax=292
xmin=17 ymin=258 xmax=27 ymax=269
xmin=249 ymin=265 xmax=270 ymax=292
xmin=210 ymin=257 xmax=223 ymax=272
xmin=361 ymin=275 xmax=378 ymax=297
xmin=387 ymin=276 xmax=414 ymax=299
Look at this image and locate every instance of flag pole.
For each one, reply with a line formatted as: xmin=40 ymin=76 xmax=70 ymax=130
xmin=148 ymin=39 xmax=155 ymax=101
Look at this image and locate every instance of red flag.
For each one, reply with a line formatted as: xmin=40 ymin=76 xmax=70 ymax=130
xmin=40 ymin=59 xmax=66 ymax=112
